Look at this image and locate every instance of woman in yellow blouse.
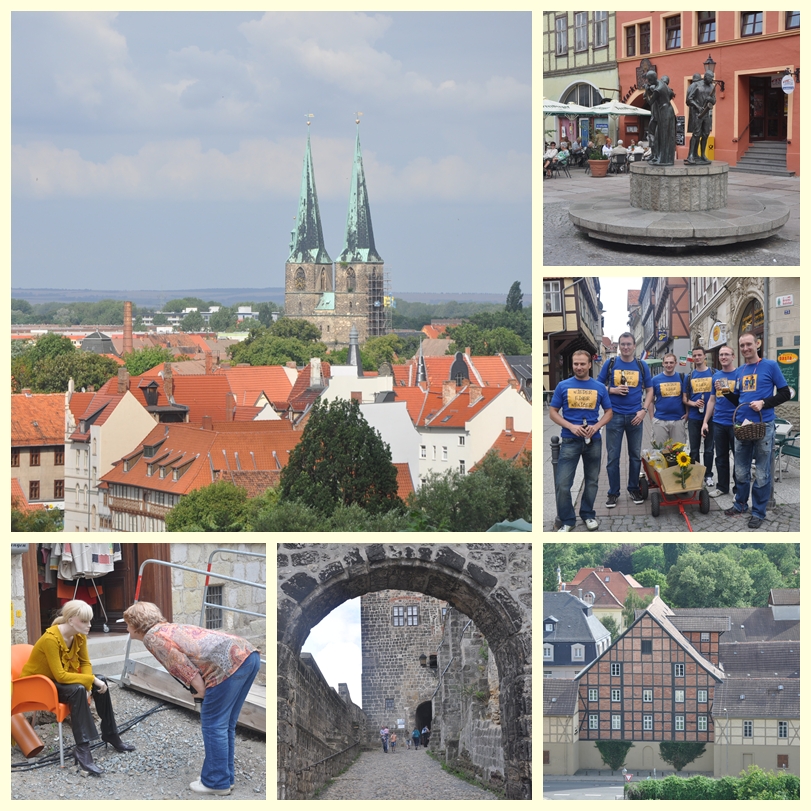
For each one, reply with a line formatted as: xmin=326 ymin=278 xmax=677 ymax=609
xmin=21 ymin=599 xmax=135 ymax=775
xmin=123 ymin=601 xmax=260 ymax=796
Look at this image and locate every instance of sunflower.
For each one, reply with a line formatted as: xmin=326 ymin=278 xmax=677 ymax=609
xmin=675 ymin=451 xmax=691 ymax=468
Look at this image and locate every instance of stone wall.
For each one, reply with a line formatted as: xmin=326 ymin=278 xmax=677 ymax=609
xmin=286 ymin=652 xmax=369 ymax=799
xmin=361 ymin=590 xmax=445 ymax=745
xmin=169 ymin=543 xmax=266 ymax=657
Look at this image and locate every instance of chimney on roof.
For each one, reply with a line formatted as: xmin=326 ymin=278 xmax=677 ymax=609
xmin=506 ymin=416 xmax=514 ymax=433
xmin=347 ymin=326 xmax=363 ymax=377
xmin=465 ymin=346 xmax=471 ymax=356
xmin=286 ymin=361 xmax=297 ymax=368
xmin=578 ymin=588 xmax=583 ymax=600
xmin=310 ymin=358 xmax=323 ymax=389
xmin=205 ymin=351 xmax=213 ymax=375
xmin=202 ymin=415 xmax=213 ymax=431
xmin=442 ymin=380 xmax=457 ymax=406
xmin=87 ymin=385 xmax=94 ymax=393
xmin=117 ymin=367 xmax=130 ymax=394
xmin=351 ymin=391 xmax=362 ymax=403
xmin=655 ymin=585 xmax=660 ymax=598
xmin=226 ymin=392 xmax=236 ymax=422
xmin=469 ymin=383 xmax=483 ymax=405
xmin=21 ymin=388 xmax=31 ymax=395
xmin=508 ymin=378 xmax=519 ymax=389
xmin=123 ymin=301 xmax=133 ymax=355
xmin=163 ymin=362 xmax=173 ymax=400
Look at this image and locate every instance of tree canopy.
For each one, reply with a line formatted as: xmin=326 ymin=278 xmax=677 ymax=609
xmin=164 ymin=480 xmax=252 ymax=532
xmin=280 ymin=398 xmax=403 ymax=516
xmin=180 ymin=310 xmax=205 ymax=332
xmin=505 ymin=281 xmax=523 ymax=312
xmin=123 ymin=346 xmax=175 ymax=376
xmin=666 ymin=550 xmax=755 ymax=608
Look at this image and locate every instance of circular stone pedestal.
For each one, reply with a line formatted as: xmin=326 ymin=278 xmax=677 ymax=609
xmin=569 ymin=161 xmax=789 ymax=248
xmin=630 ymin=161 xmax=727 ymax=211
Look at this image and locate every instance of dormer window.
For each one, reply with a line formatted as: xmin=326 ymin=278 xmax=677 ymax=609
xmin=142 ymin=381 xmax=159 ymax=407
xmin=147 ymin=464 xmax=153 ymax=477
xmin=159 ymin=466 xmax=166 ymax=479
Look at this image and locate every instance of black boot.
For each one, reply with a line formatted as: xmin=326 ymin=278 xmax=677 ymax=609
xmin=102 ymin=733 xmax=136 ymax=752
xmin=73 ymin=742 xmax=104 ymax=775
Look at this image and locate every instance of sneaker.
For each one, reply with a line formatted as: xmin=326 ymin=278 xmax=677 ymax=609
xmin=747 ymin=516 xmax=764 ymax=529
xmin=705 ymin=476 xmax=714 ymax=488
xmin=584 ymin=518 xmax=599 ymax=531
xmin=557 ymin=524 xmax=575 ymax=532
xmin=606 ymin=494 xmax=619 ymax=508
xmin=189 ymin=780 xmax=231 ymax=796
xmin=708 ymin=488 xmax=725 ymax=498
xmin=724 ymin=505 xmax=749 ymax=516
xmin=629 ymin=489 xmax=645 ymax=504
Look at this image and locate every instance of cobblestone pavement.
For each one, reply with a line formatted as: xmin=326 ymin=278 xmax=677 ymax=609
xmin=314 ymin=748 xmax=500 ymax=800
xmin=543 ymin=407 xmax=800 ymax=533
xmin=543 ymin=169 xmax=800 ymax=266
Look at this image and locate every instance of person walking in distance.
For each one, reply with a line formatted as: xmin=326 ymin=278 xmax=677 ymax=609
xmin=597 ymin=333 xmax=653 ymax=508
xmin=721 ymin=330 xmax=791 ymax=528
xmin=412 ymin=727 xmax=421 ymax=750
xmin=648 ymin=353 xmax=688 ymax=445
xmin=549 ymin=349 xmax=613 ymax=531
xmin=380 ymin=726 xmax=389 ymax=753
xmin=421 ymin=725 xmax=430 ymax=748
xmin=702 ymin=345 xmax=739 ymax=498
xmin=390 ymin=730 xmax=397 ymax=752
xmin=684 ymin=346 xmax=716 ymax=488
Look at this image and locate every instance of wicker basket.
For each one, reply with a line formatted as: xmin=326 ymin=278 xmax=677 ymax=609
xmin=733 ymin=405 xmax=766 ymax=441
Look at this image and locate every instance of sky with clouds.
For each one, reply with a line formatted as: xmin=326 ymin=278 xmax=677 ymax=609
xmin=11 ymin=11 xmax=530 ymax=297
xmin=301 ymin=596 xmax=362 ymax=705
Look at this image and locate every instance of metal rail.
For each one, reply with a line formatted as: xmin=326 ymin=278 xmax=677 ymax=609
xmin=199 ymin=548 xmax=266 ymax=628
xmin=120 ymin=557 xmax=266 ymax=682
xmin=295 ymin=741 xmax=360 ymax=775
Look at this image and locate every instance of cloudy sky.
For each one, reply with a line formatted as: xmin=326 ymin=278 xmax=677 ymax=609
xmin=301 ymin=596 xmax=362 ymax=705
xmin=11 ymin=11 xmax=531 ymax=297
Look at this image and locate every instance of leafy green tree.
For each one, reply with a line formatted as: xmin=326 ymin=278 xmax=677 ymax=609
xmin=269 ymin=317 xmax=322 ymax=342
xmin=11 ymin=298 xmax=32 ymax=314
xmin=29 ymin=352 xmax=120 ymax=394
xmin=633 ymin=569 xmax=668 ymax=602
xmin=208 ymin=306 xmax=236 ymax=332
xmin=622 ymin=589 xmax=653 ymax=629
xmin=362 ymin=334 xmax=403 ymax=367
xmin=28 ymin=333 xmax=77 ymax=365
xmin=152 ymin=313 xmax=169 ymax=326
xmin=603 ymin=543 xmax=638 ymax=574
xmin=738 ymin=549 xmax=784 ymax=606
xmin=663 ymin=543 xmax=690 ymax=572
xmin=505 ymin=281 xmax=523 ymax=312
xmin=446 ymin=323 xmax=530 ymax=356
xmin=631 ymin=544 xmax=665 ymax=573
xmin=542 ymin=543 xmax=622 ymax=591
xmin=180 ymin=310 xmax=205 ymax=332
xmin=666 ymin=550 xmax=754 ymax=608
xmin=164 ymin=297 xmax=211 ymax=313
xmin=599 ymin=614 xmax=621 ymax=643
xmin=230 ymin=333 xmax=326 ymax=366
xmin=12 ymin=503 xmax=63 ymax=532
xmin=595 ymin=741 xmax=633 ymax=771
xmin=165 ymin=481 xmax=251 ymax=531
xmin=659 ymin=741 xmax=706 ymax=772
xmin=123 ymin=346 xmax=175 ymax=376
xmin=279 ymin=398 xmax=403 ymax=516
xmin=256 ymin=302 xmax=282 ymax=327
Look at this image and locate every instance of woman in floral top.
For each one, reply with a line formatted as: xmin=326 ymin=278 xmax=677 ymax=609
xmin=123 ymin=601 xmax=261 ymax=796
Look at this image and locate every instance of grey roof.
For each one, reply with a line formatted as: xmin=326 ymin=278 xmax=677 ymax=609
xmin=670 ymin=607 xmax=799 ymax=643
xmin=769 ymin=588 xmax=800 ymax=606
xmin=543 ymin=591 xmax=610 ymax=645
xmin=543 ymin=679 xmax=579 ymax=716
xmin=718 ymin=641 xmax=800 ymax=679
xmin=669 ymin=615 xmax=731 ymax=633
xmin=714 ymin=678 xmax=800 ymax=719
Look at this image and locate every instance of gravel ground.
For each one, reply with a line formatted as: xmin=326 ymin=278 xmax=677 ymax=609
xmin=11 ymin=679 xmax=266 ymax=801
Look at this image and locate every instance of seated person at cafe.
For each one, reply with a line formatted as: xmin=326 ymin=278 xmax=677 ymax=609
xmin=601 ymin=137 xmax=613 ymax=158
xmin=544 ymin=142 xmax=559 ymax=177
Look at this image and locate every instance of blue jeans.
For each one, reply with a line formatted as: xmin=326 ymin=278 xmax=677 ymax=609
xmin=556 ymin=436 xmax=603 ymax=526
xmin=732 ymin=421 xmax=775 ymax=520
xmin=200 ymin=651 xmax=261 ymax=790
xmin=688 ymin=417 xmax=714 ymax=475
xmin=605 ymin=413 xmax=644 ymax=496
xmin=713 ymin=422 xmax=736 ymax=494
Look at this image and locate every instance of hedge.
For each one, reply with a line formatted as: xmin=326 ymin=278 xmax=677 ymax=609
xmin=625 ymin=766 xmax=799 ymax=800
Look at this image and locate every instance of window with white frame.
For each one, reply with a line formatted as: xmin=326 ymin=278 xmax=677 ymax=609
xmin=675 ymin=716 xmax=685 ymax=731
xmin=698 ymin=689 xmax=708 ymax=703
xmin=544 ymin=280 xmax=562 ymax=313
xmin=743 ymin=720 xmax=753 ymax=737
xmin=572 ymin=644 xmax=585 ymax=661
xmin=643 ymin=715 xmax=653 ymax=731
xmin=593 ymin=11 xmax=608 ymax=47
xmin=701 ymin=632 xmax=710 ymax=641
xmin=432 ymin=446 xmax=437 ymax=461
xmin=611 ymin=714 xmax=621 ymax=730
xmin=698 ymin=716 xmax=708 ymax=731
xmin=545 ymin=621 xmax=554 ymax=632
xmin=643 ymin=689 xmax=652 ymax=703
xmin=674 ymin=663 xmax=685 ymax=677
xmin=589 ymin=714 xmax=598 ymax=729
xmin=458 ymin=435 xmax=465 ymax=446
xmin=442 ymin=446 xmax=448 ymax=461
xmin=420 ymin=445 xmax=426 ymax=459
xmin=543 ymin=644 xmax=554 ymax=660
xmin=589 ymin=688 xmax=598 ymax=702
xmin=778 ymin=721 xmax=788 ymax=738
xmin=555 ymin=15 xmax=567 ymax=56
xmin=459 ymin=460 xmax=465 ymax=475
xmin=611 ymin=688 xmax=621 ymax=702
xmin=675 ymin=689 xmax=685 ymax=703
xmin=575 ymin=11 xmax=588 ymax=51
xmin=611 ymin=662 xmax=621 ymax=676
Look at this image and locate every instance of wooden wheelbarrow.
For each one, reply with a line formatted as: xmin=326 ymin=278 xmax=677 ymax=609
xmin=640 ymin=458 xmax=710 ymax=532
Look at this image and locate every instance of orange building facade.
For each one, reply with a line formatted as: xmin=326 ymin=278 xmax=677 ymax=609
xmin=615 ymin=11 xmax=800 ymax=175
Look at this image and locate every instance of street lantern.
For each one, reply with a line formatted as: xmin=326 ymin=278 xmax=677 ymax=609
xmin=703 ymin=54 xmax=716 ymax=75
xmin=419 ymin=653 xmax=427 ymax=667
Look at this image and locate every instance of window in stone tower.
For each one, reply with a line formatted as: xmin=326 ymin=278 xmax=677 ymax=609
xmin=346 ymin=268 xmax=356 ymax=292
xmin=392 ymin=606 xmax=404 ymax=626
xmin=295 ymin=268 xmax=306 ymax=290
xmin=407 ymin=606 xmax=419 ymax=626
xmin=319 ymin=268 xmax=328 ymax=291
xmin=385 ymin=698 xmax=394 ymax=710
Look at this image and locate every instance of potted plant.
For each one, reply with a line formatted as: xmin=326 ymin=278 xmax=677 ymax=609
xmin=587 ymin=143 xmax=610 ymax=178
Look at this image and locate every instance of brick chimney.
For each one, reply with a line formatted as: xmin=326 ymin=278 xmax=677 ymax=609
xmin=123 ymin=301 xmax=133 ymax=355
xmin=442 ymin=380 xmax=457 ymax=406
xmin=226 ymin=392 xmax=236 ymax=422
xmin=205 ymin=351 xmax=213 ymax=375
xmin=163 ymin=362 xmax=173 ymax=400
xmin=351 ymin=391 xmax=362 ymax=403
xmin=117 ymin=367 xmax=130 ymax=394
xmin=505 ymin=416 xmax=514 ymax=434
xmin=202 ymin=415 xmax=213 ymax=431
xmin=465 ymin=346 xmax=471 ymax=356
xmin=468 ymin=383 xmax=482 ymax=405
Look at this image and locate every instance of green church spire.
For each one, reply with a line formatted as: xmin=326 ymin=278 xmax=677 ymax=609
xmin=338 ymin=126 xmax=383 ymax=263
xmin=288 ymin=130 xmax=332 ymax=264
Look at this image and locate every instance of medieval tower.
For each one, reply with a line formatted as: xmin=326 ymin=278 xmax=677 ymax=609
xmin=285 ymin=123 xmax=390 ymax=349
xmin=360 ymin=590 xmax=447 ymax=743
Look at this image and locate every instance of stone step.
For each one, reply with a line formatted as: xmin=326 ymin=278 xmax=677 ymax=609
xmin=736 ymin=158 xmax=787 ymax=169
xmin=744 ymin=142 xmax=787 ymax=150
xmin=728 ymin=166 xmax=795 ymax=177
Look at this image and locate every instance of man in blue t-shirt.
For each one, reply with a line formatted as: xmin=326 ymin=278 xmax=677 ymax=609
xmin=683 ymin=346 xmax=716 ymax=488
xmin=549 ymin=350 xmax=613 ymax=531
xmin=648 ymin=353 xmax=687 ymax=445
xmin=596 ymin=333 xmax=653 ymax=508
xmin=701 ymin=344 xmax=739 ymax=498
xmin=719 ymin=331 xmax=791 ymax=528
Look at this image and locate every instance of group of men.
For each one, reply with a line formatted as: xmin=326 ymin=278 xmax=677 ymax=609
xmin=549 ymin=330 xmax=791 ymax=531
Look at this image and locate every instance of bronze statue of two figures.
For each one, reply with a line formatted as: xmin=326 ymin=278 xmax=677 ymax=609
xmin=644 ymin=70 xmax=716 ymax=167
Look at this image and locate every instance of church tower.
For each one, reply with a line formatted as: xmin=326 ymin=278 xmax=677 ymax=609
xmin=284 ymin=129 xmax=335 ymax=338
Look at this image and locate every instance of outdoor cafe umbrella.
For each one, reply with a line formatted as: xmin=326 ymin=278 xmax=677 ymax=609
xmin=543 ymin=99 xmax=595 ymax=143
xmin=586 ymin=98 xmax=651 ymax=144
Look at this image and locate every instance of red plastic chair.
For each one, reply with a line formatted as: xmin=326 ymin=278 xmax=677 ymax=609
xmin=11 ymin=643 xmax=71 ymax=766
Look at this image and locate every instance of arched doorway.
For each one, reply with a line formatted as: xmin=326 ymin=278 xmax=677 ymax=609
xmin=643 ymin=745 xmax=654 ymax=769
xmin=415 ymin=700 xmax=432 ymax=743
xmin=738 ymin=298 xmax=764 ymax=357
xmin=277 ymin=543 xmax=531 ymax=800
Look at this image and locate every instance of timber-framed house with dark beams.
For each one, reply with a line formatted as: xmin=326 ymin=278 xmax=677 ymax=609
xmin=639 ymin=276 xmax=690 ymax=362
xmin=577 ymin=596 xmax=724 ymax=745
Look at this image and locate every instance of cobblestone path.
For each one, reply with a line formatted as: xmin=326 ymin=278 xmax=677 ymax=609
xmin=314 ymin=748 xmax=501 ymax=800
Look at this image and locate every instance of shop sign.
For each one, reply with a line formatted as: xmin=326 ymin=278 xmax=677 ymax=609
xmin=777 ymin=349 xmax=799 ymax=401
xmin=782 ymin=75 xmax=796 ymax=95
xmin=707 ymin=322 xmax=727 ymax=349
xmin=776 ymin=294 xmax=794 ymax=307
xmin=658 ymin=329 xmax=668 ymax=342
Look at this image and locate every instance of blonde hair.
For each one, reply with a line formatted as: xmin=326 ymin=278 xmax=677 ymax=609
xmin=54 ymin=600 xmax=93 ymax=625
xmin=123 ymin=602 xmax=168 ymax=634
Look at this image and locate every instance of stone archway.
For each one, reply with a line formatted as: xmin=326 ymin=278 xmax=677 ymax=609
xmin=277 ymin=543 xmax=532 ymax=800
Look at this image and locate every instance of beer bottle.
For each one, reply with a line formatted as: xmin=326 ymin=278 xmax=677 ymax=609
xmin=620 ymin=370 xmax=627 ymax=385
xmin=582 ymin=418 xmax=591 ymax=445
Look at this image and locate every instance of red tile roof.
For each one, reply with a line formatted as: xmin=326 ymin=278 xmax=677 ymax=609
xmin=471 ymin=428 xmax=532 ymax=471
xmin=12 ymin=478 xmax=45 ymax=511
xmin=12 ymin=393 xmax=65 ymax=446
xmin=393 ymin=463 xmax=415 ymax=500
xmin=215 ymin=366 xmax=294 ymax=407
xmin=392 ymin=354 xmax=517 ymax=389
xmin=69 ymin=379 xmax=128 ymax=441
xmin=287 ymin=362 xmax=332 ymax=414
xmin=574 ymin=570 xmax=656 ymax=609
xmin=170 ymin=375 xmax=232 ymax=422
xmin=215 ymin=469 xmax=282 ymax=497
